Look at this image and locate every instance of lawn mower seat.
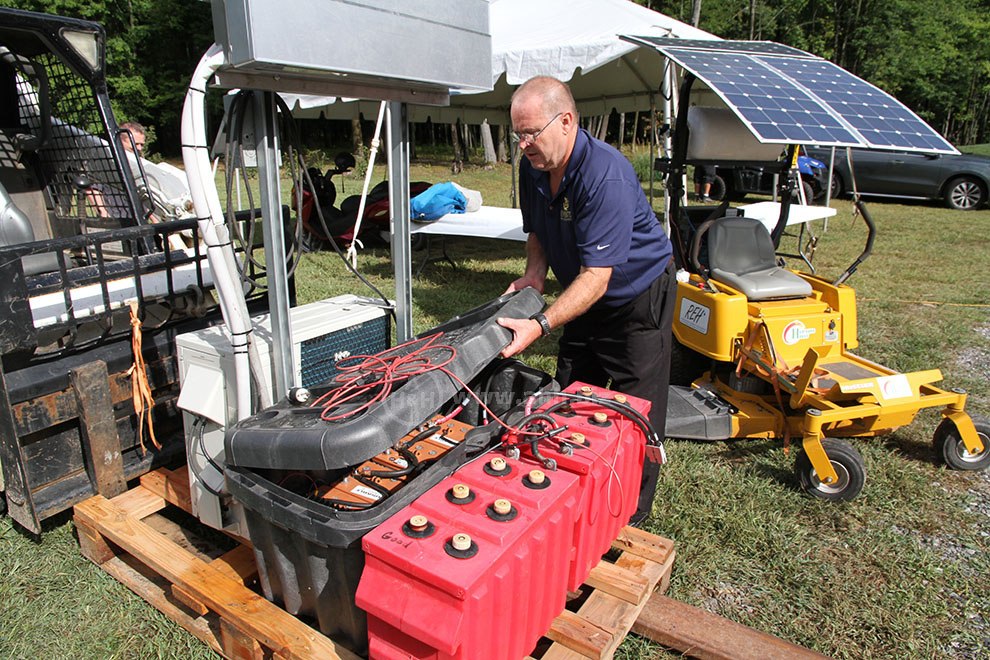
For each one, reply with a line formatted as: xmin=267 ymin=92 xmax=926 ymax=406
xmin=707 ymin=216 xmax=813 ymax=300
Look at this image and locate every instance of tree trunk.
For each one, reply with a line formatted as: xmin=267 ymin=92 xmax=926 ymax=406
xmin=350 ymin=117 xmax=363 ymax=155
xmin=692 ymin=0 xmax=702 ymax=27
xmin=450 ymin=122 xmax=463 ymax=173
xmin=497 ymin=124 xmax=509 ymax=163
xmin=458 ymin=119 xmax=471 ymax=164
xmin=481 ymin=119 xmax=497 ymax=165
xmin=597 ymin=113 xmax=609 ymax=142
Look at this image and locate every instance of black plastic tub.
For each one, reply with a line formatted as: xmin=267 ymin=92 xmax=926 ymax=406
xmin=225 ymin=441 xmax=473 ymax=654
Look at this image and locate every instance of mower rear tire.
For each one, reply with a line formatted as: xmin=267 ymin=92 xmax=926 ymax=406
xmin=795 ymin=438 xmax=865 ymax=502
xmin=933 ymin=415 xmax=990 ymax=471
xmin=669 ymin=340 xmax=710 ymax=387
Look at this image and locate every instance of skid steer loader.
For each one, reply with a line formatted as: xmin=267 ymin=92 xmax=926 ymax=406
xmin=0 ymin=8 xmax=273 ymax=532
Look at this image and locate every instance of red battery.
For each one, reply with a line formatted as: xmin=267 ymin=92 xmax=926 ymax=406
xmin=357 ymin=451 xmax=580 ymax=660
xmin=515 ymin=381 xmax=651 ymax=591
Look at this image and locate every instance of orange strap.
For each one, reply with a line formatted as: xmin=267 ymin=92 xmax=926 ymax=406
xmin=127 ymin=302 xmax=159 ymax=454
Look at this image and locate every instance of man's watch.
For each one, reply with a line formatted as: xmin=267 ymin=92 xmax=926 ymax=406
xmin=532 ymin=312 xmax=552 ymax=337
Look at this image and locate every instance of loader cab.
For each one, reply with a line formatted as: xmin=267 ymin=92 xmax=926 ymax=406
xmin=0 ymin=8 xmax=264 ymax=534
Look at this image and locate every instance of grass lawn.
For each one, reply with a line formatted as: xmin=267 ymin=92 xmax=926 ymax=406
xmin=2 ymin=157 xmax=989 ymax=659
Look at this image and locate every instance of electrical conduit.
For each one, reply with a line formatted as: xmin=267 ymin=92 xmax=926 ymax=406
xmin=181 ymin=44 xmax=271 ymax=420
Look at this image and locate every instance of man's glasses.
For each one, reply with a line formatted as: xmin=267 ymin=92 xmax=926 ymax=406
xmin=512 ymin=112 xmax=562 ymax=145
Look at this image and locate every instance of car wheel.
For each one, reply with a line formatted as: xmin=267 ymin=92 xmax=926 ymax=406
xmin=944 ymin=177 xmax=986 ymax=210
xmin=829 ymin=172 xmax=844 ymax=198
xmin=800 ymin=181 xmax=814 ymax=204
xmin=709 ymin=174 xmax=727 ymax=201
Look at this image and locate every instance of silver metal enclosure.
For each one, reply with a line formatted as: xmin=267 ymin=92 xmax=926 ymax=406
xmin=211 ymin=0 xmax=491 ymax=103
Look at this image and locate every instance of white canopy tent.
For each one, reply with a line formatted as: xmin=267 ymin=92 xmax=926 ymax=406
xmin=283 ymin=0 xmax=719 ymax=124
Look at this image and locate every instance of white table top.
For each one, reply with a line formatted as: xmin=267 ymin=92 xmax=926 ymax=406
xmin=738 ymin=201 xmax=837 ymax=232
xmin=408 ymin=201 xmax=835 ymax=243
xmin=410 ymin=205 xmax=527 ymax=242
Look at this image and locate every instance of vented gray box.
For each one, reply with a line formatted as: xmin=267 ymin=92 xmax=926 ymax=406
xmin=211 ymin=0 xmax=491 ymax=101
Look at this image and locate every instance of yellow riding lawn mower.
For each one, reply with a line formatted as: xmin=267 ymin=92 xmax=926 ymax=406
xmin=643 ymin=38 xmax=989 ymax=501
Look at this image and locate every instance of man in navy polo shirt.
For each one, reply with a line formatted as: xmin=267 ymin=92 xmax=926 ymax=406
xmin=497 ymin=76 xmax=677 ymax=525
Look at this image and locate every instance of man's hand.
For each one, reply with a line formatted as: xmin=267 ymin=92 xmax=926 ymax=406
xmin=503 ymin=275 xmax=544 ymax=296
xmin=496 ymin=316 xmax=542 ymax=358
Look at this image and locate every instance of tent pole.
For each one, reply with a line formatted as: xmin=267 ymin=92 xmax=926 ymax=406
xmin=510 ymin=138 xmax=518 ymax=208
xmin=661 ymin=61 xmax=676 ymax=233
xmin=649 ymin=94 xmax=656 ymax=207
xmin=388 ymin=102 xmax=413 ymax=342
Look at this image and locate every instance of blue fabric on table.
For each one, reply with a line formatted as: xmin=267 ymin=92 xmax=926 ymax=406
xmin=411 ymin=182 xmax=467 ymax=222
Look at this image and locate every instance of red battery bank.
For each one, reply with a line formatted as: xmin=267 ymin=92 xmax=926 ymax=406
xmin=357 ymin=451 xmax=580 ymax=660
xmin=513 ymin=381 xmax=652 ymax=591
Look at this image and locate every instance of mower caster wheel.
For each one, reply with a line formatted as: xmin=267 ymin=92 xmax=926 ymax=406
xmin=795 ymin=438 xmax=865 ymax=502
xmin=934 ymin=415 xmax=990 ymax=471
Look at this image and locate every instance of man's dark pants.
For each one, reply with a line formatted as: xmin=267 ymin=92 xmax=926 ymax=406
xmin=554 ymin=259 xmax=677 ymax=522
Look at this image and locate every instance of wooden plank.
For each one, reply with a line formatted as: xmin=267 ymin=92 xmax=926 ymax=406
xmin=543 ymin=542 xmax=676 ymax=659
xmin=12 ymin=356 xmax=176 ymax=436
xmin=109 ymin=482 xmax=167 ymax=520
xmin=632 ymin=595 xmax=831 ymax=660
xmin=211 ymin=544 xmax=259 ymax=584
xmin=545 ymin=609 xmax=615 ymax=658
xmin=584 ymin=560 xmax=649 ymax=605
xmin=74 ymin=494 xmax=358 ymax=660
xmin=72 ymin=361 xmax=127 ymax=498
xmin=220 ymin=619 xmax=265 ymax=659
xmin=612 ymin=526 xmax=676 ymax=565
xmin=101 ymin=553 xmax=223 ymax=655
xmin=75 ymin=515 xmax=117 ymax=564
xmin=172 ymin=584 xmax=210 ymax=617
xmin=140 ymin=466 xmax=193 ymax=514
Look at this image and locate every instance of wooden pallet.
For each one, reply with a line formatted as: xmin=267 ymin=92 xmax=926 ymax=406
xmin=533 ymin=526 xmax=676 ymax=659
xmin=73 ymin=466 xmax=675 ymax=660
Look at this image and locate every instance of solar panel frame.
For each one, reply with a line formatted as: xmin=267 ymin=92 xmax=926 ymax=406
xmin=623 ymin=36 xmax=959 ymax=155
xmin=624 ymin=36 xmax=811 ymax=58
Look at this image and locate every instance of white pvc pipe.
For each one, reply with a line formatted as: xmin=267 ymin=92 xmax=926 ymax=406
xmin=181 ymin=44 xmax=270 ymax=420
xmin=345 ymin=100 xmax=388 ymax=268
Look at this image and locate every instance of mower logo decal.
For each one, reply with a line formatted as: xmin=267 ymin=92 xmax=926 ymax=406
xmin=782 ymin=321 xmax=815 ymax=345
xmin=878 ymin=375 xmax=912 ymax=400
xmin=679 ymin=299 xmax=710 ymax=334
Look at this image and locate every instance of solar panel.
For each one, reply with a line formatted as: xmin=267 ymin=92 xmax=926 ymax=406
xmin=758 ymin=57 xmax=957 ymax=153
xmin=623 ymin=36 xmax=958 ymax=155
xmin=664 ymin=47 xmax=861 ymax=147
